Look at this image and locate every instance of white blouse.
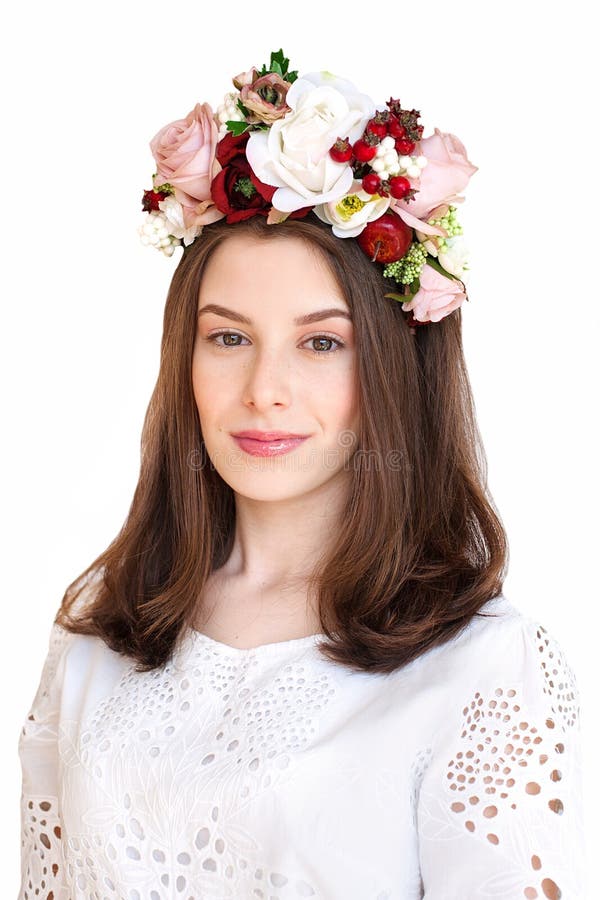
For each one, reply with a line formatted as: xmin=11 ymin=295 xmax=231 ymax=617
xmin=18 ymin=591 xmax=586 ymax=899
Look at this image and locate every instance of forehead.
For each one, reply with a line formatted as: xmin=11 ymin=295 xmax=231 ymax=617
xmin=198 ymin=234 xmax=351 ymax=320
xmin=201 ymin=234 xmax=342 ymax=290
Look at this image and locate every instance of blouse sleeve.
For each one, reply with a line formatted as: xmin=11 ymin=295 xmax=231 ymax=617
xmin=18 ymin=620 xmax=74 ymax=899
xmin=416 ymin=613 xmax=586 ymax=898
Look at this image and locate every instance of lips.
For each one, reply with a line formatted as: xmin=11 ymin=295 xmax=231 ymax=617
xmin=232 ymin=430 xmax=308 ymax=441
xmin=232 ymin=432 xmax=309 ymax=458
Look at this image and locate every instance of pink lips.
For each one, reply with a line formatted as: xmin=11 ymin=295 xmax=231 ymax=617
xmin=233 ymin=430 xmax=307 ymax=440
xmin=232 ymin=430 xmax=309 ymax=458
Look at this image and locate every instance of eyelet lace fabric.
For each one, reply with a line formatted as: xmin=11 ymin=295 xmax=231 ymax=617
xmin=416 ymin=620 xmax=585 ymax=898
xmin=18 ymin=594 xmax=586 ymax=899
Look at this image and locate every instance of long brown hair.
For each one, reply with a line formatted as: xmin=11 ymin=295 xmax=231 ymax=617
xmin=55 ymin=212 xmax=509 ymax=674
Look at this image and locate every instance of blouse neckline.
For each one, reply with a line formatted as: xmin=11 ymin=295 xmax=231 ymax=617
xmin=188 ymin=628 xmax=326 ymax=656
xmin=185 ymin=593 xmax=510 ymax=658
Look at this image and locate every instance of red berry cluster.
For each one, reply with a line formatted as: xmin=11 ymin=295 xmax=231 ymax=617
xmin=328 ymin=99 xmax=422 ymax=202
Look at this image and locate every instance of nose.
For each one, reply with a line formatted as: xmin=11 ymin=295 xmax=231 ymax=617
xmin=241 ymin=346 xmax=293 ymax=412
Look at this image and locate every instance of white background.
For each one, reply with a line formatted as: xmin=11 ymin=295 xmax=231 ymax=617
xmin=2 ymin=0 xmax=597 ymax=892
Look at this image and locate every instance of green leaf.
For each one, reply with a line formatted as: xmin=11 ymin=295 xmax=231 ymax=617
xmin=236 ymin=98 xmax=251 ymax=116
xmin=258 ymin=47 xmax=298 ymax=83
xmin=226 ymin=120 xmax=251 ymax=136
xmin=384 ymin=291 xmax=413 ymax=304
xmin=424 ymin=255 xmax=455 ymax=281
xmin=271 ymin=48 xmax=288 ymax=72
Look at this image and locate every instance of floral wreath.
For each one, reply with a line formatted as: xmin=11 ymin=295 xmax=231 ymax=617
xmin=139 ymin=49 xmax=477 ymax=326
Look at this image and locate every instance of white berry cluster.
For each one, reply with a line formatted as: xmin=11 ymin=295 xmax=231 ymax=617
xmin=215 ymin=92 xmax=246 ymax=137
xmin=138 ymin=211 xmax=181 ymax=257
xmin=370 ymin=136 xmax=428 ymax=181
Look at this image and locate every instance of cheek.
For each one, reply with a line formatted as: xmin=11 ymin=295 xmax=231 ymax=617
xmin=335 ymin=357 xmax=360 ymax=431
xmin=304 ymin=359 xmax=358 ymax=424
xmin=191 ymin=350 xmax=226 ymax=421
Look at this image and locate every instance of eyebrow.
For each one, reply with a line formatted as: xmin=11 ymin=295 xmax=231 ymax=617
xmin=197 ymin=303 xmax=352 ymax=326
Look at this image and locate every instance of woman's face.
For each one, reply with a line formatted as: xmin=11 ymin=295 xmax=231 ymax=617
xmin=192 ymin=233 xmax=360 ymax=502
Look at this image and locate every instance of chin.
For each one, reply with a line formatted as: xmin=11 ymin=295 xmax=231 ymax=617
xmin=224 ymin=470 xmax=341 ymax=503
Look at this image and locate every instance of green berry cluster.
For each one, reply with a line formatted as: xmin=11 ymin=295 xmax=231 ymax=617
xmin=427 ymin=205 xmax=463 ymax=254
xmin=383 ymin=242 xmax=427 ymax=284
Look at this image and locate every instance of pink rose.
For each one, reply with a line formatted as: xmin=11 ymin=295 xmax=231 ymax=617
xmin=150 ymin=102 xmax=224 ymax=229
xmin=401 ymin=263 xmax=466 ymax=323
xmin=395 ymin=128 xmax=478 ymax=221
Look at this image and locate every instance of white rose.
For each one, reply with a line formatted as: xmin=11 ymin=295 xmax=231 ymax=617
xmin=158 ymin=195 xmax=202 ymax=247
xmin=313 ymin=182 xmax=391 ymax=238
xmin=245 ymin=71 xmax=376 ymax=213
xmin=437 ymin=235 xmax=470 ymax=278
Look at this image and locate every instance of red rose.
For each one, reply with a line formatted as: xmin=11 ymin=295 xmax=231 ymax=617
xmin=215 ymin=132 xmax=251 ymax=167
xmin=211 ymin=132 xmax=312 ymax=224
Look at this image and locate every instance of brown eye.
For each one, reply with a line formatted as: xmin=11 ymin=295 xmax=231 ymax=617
xmin=304 ymin=335 xmax=344 ymax=355
xmin=206 ymin=332 xmax=248 ymax=348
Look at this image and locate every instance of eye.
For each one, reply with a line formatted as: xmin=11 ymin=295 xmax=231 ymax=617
xmin=205 ymin=331 xmax=345 ymax=355
xmin=303 ymin=334 xmax=345 ymax=354
xmin=205 ymin=331 xmax=249 ymax=349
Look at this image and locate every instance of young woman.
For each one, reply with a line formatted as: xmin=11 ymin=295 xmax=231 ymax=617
xmin=18 ymin=51 xmax=584 ymax=899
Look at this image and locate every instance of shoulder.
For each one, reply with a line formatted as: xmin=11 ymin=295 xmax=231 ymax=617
xmin=24 ymin=571 xmax=132 ymax=728
xmin=466 ymin=592 xmax=578 ymax=717
xmin=432 ymin=591 xmax=581 ymax=743
xmin=400 ymin=591 xmax=581 ymax=750
xmin=19 ymin=619 xmax=83 ymax=750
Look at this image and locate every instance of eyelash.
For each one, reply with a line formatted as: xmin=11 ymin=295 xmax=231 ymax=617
xmin=205 ymin=330 xmax=346 ymax=355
